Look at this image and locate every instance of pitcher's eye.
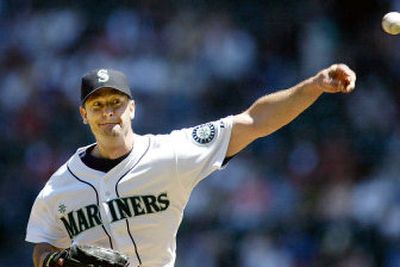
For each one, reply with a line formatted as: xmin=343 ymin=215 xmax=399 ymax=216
xmin=111 ymin=98 xmax=123 ymax=106
xmin=91 ymin=101 xmax=103 ymax=110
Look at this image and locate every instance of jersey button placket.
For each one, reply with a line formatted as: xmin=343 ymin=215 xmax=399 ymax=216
xmin=101 ymin=177 xmax=125 ymax=252
xmin=98 ymin=180 xmax=114 ymax=241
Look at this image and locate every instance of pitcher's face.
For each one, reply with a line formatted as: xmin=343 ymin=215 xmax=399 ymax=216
xmin=80 ymin=88 xmax=135 ymax=139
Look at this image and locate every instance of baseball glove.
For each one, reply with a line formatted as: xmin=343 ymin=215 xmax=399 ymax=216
xmin=43 ymin=244 xmax=129 ymax=267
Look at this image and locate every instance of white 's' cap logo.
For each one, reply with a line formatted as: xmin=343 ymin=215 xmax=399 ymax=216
xmin=97 ymin=69 xmax=110 ymax=83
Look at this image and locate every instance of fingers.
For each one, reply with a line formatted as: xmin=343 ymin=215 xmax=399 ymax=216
xmin=57 ymin=258 xmax=65 ymax=266
xmin=326 ymin=64 xmax=356 ymax=93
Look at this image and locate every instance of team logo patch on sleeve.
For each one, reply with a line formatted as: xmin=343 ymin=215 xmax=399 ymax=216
xmin=192 ymin=123 xmax=216 ymax=144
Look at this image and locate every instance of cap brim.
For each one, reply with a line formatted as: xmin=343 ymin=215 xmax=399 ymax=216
xmin=81 ymin=86 xmax=132 ymax=105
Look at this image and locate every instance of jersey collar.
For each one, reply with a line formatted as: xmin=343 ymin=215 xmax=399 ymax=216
xmin=67 ymin=134 xmax=150 ymax=182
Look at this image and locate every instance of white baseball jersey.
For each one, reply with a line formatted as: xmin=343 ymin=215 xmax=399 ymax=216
xmin=26 ymin=116 xmax=233 ymax=267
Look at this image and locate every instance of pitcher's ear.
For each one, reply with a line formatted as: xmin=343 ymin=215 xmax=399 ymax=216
xmin=129 ymin=100 xmax=135 ymax=120
xmin=79 ymin=106 xmax=88 ymax=124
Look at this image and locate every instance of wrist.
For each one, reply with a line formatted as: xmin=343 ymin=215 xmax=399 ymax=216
xmin=303 ymin=76 xmax=325 ymax=96
xmin=42 ymin=252 xmax=55 ymax=267
xmin=42 ymin=251 xmax=62 ymax=267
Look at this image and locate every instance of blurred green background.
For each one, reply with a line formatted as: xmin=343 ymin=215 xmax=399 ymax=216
xmin=1 ymin=0 xmax=400 ymax=266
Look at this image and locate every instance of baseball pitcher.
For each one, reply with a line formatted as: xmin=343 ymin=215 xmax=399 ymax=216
xmin=26 ymin=65 xmax=356 ymax=267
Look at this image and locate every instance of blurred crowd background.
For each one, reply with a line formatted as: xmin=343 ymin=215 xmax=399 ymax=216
xmin=1 ymin=0 xmax=400 ymax=266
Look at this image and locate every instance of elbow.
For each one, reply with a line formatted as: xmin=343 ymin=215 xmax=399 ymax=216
xmin=253 ymin=125 xmax=274 ymax=138
xmin=238 ymin=111 xmax=271 ymax=139
xmin=248 ymin=109 xmax=293 ymax=138
xmin=255 ymin=121 xmax=292 ymax=138
xmin=235 ymin=111 xmax=288 ymax=140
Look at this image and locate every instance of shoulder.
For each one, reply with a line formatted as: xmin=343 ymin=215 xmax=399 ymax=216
xmin=39 ymin=164 xmax=70 ymax=199
xmin=136 ymin=117 xmax=233 ymax=157
xmin=169 ymin=116 xmax=233 ymax=144
xmin=40 ymin=146 xmax=90 ymax=198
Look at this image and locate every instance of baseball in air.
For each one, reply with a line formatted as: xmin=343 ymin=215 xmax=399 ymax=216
xmin=382 ymin=12 xmax=400 ymax=35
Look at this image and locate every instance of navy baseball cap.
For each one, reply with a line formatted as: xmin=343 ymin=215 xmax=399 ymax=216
xmin=81 ymin=68 xmax=132 ymax=104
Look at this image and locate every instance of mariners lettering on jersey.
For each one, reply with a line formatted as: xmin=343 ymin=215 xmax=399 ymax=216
xmin=60 ymin=193 xmax=170 ymax=239
xmin=192 ymin=123 xmax=216 ymax=144
xmin=107 ymin=193 xmax=169 ymax=222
